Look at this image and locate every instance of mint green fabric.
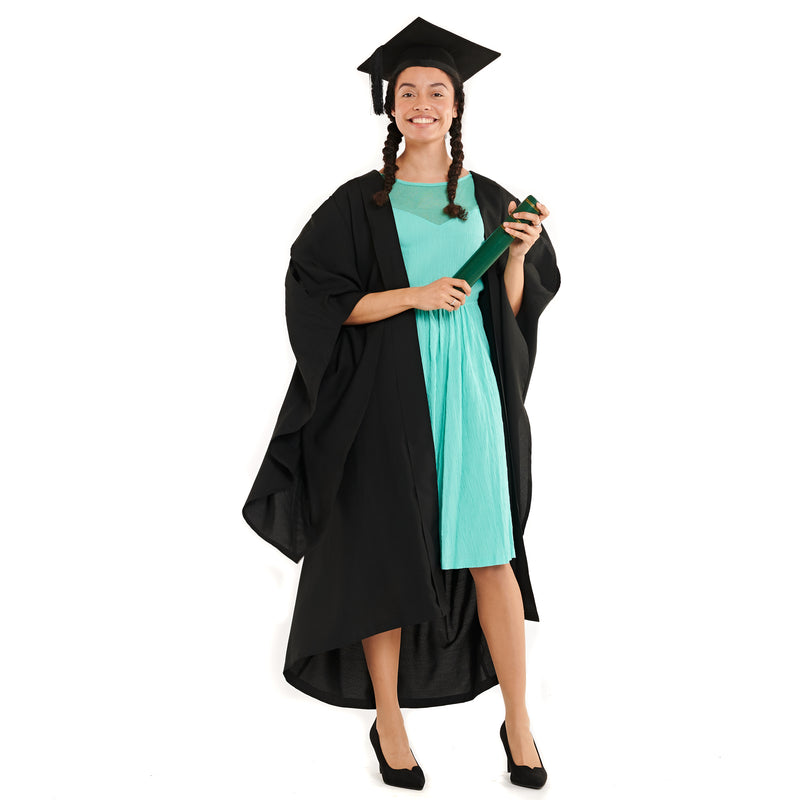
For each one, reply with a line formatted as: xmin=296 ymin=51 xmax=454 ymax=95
xmin=389 ymin=173 xmax=515 ymax=569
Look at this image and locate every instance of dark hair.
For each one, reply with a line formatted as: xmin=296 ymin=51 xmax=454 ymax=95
xmin=372 ymin=65 xmax=468 ymax=220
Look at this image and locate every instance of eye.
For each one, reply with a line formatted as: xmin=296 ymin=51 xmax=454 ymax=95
xmin=433 ymin=92 xmax=444 ymax=97
xmin=401 ymin=91 xmax=413 ymax=98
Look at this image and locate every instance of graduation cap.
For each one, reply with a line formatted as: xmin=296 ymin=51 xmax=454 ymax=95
xmin=357 ymin=17 xmax=501 ymax=115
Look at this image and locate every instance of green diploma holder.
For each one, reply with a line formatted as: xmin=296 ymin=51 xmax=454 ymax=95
xmin=452 ymin=195 xmax=540 ymax=289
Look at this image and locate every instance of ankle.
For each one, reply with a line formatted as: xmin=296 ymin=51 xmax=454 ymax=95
xmin=504 ymin=710 xmax=531 ymax=730
xmin=376 ymin=707 xmax=404 ymax=726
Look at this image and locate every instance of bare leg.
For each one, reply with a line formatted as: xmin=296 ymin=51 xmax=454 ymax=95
xmin=469 ymin=563 xmax=542 ymax=768
xmin=361 ymin=627 xmax=418 ymax=769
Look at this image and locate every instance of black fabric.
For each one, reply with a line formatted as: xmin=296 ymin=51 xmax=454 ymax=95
xmin=356 ymin=17 xmax=501 ymax=80
xmin=357 ymin=17 xmax=502 ymax=113
xmin=242 ymin=169 xmax=560 ymax=709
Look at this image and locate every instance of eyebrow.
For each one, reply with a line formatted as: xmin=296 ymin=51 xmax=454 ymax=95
xmin=397 ymin=82 xmax=449 ymax=90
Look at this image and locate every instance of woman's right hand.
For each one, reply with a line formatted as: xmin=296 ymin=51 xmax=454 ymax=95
xmin=412 ymin=277 xmax=472 ymax=312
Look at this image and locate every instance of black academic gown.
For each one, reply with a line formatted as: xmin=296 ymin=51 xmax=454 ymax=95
xmin=242 ymin=169 xmax=561 ymax=708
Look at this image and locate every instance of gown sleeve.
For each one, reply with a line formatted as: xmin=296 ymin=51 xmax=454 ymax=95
xmin=498 ymin=199 xmax=561 ymax=398
xmin=487 ymin=191 xmax=561 ymax=544
xmin=242 ymin=190 xmax=371 ymax=562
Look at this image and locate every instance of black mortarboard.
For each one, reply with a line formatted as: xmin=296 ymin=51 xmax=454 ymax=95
xmin=357 ymin=17 xmax=501 ymax=115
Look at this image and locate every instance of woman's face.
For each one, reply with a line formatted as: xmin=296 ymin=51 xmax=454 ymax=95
xmin=391 ymin=66 xmax=458 ymax=143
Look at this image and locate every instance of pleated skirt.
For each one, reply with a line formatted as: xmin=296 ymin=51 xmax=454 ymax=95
xmin=414 ymin=276 xmax=516 ymax=569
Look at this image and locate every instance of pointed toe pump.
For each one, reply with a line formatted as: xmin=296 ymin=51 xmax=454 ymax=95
xmin=369 ymin=717 xmax=426 ymax=790
xmin=499 ymin=720 xmax=548 ymax=789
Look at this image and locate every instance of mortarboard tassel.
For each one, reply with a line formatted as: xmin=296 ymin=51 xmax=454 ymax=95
xmin=370 ymin=46 xmax=384 ymax=115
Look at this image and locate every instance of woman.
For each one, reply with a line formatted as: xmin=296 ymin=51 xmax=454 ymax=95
xmin=242 ymin=17 xmax=560 ymax=791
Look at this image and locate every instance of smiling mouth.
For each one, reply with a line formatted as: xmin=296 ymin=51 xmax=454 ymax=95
xmin=409 ymin=117 xmax=437 ymax=124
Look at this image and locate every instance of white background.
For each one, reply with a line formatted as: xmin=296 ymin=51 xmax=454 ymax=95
xmin=1 ymin=1 xmax=798 ymax=798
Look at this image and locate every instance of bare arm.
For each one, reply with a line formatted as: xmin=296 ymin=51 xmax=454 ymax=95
xmin=343 ymin=288 xmax=419 ymax=325
xmin=502 ymin=199 xmax=551 ymax=317
xmin=343 ymin=277 xmax=472 ymax=325
xmin=504 ymin=253 xmax=525 ymax=317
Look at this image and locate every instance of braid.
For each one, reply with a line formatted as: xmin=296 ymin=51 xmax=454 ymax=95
xmin=443 ymin=92 xmax=467 ymax=220
xmin=373 ymin=74 xmax=404 ymax=207
xmin=372 ymin=117 xmax=403 ymax=208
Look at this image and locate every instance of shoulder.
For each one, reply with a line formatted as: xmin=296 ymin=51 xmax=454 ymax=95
xmin=309 ymin=170 xmax=382 ymax=218
xmin=469 ymin=171 xmax=516 ymax=203
xmin=331 ymin=170 xmax=382 ymax=201
xmin=293 ymin=171 xmax=380 ymax=248
xmin=300 ymin=170 xmax=379 ymax=223
xmin=469 ymin=171 xmax=518 ymax=225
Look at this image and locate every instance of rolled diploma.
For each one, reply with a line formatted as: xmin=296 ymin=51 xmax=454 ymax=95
xmin=452 ymin=195 xmax=540 ymax=288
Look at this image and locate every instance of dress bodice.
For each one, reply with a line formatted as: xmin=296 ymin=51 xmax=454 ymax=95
xmin=388 ymin=173 xmax=485 ymax=306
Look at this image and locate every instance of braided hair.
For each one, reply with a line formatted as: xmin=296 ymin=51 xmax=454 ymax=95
xmin=372 ymin=66 xmax=468 ymax=220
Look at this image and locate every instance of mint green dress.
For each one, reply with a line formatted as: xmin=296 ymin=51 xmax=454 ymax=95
xmin=389 ymin=173 xmax=516 ymax=570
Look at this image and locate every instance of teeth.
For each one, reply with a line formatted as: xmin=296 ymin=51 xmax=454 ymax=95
xmin=411 ymin=117 xmax=436 ymax=123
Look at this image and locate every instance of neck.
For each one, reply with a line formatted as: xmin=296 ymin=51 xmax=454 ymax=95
xmin=394 ymin=139 xmax=460 ymax=183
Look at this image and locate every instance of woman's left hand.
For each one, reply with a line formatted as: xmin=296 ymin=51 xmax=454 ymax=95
xmin=503 ymin=199 xmax=550 ymax=259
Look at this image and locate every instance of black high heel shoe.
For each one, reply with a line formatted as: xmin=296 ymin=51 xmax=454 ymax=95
xmin=499 ymin=720 xmax=548 ymax=789
xmin=369 ymin=717 xmax=425 ymax=790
